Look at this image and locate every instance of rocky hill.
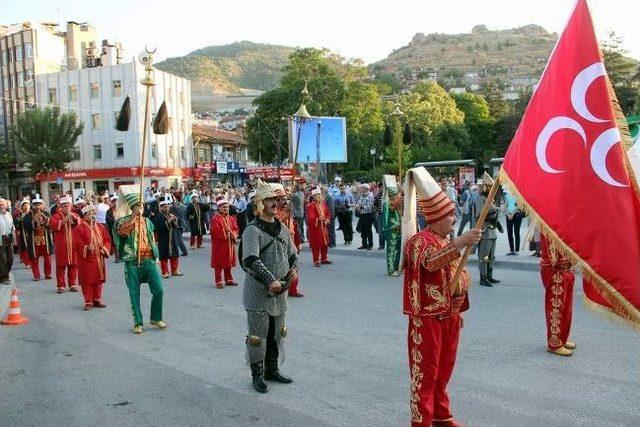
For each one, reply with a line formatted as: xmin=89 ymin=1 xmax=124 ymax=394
xmin=371 ymin=24 xmax=559 ymax=88
xmin=156 ymin=41 xmax=295 ymax=96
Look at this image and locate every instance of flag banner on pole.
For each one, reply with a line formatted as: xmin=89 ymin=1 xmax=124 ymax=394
xmin=500 ymin=0 xmax=640 ymax=328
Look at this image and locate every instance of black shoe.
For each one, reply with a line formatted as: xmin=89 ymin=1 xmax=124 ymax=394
xmin=264 ymin=368 xmax=293 ymax=384
xmin=250 ymin=362 xmax=268 ymax=393
xmin=479 ymin=276 xmax=493 ymax=287
xmin=357 ymin=246 xmax=367 ymax=250
xmin=487 ymin=268 xmax=500 ymax=284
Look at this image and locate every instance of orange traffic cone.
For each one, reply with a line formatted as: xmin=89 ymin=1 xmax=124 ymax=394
xmin=1 ymin=288 xmax=29 ymax=326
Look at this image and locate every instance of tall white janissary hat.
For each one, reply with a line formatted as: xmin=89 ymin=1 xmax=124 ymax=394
xmin=400 ymin=167 xmax=456 ymax=267
xmin=114 ymin=185 xmax=142 ymax=219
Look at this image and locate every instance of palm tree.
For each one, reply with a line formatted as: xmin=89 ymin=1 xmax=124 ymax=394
xmin=11 ymin=106 xmax=84 ymax=204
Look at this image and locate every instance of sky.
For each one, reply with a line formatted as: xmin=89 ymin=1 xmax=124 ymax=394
xmin=3 ymin=0 xmax=639 ymax=64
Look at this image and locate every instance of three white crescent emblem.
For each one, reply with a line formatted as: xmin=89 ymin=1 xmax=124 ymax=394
xmin=535 ymin=61 xmax=628 ymax=187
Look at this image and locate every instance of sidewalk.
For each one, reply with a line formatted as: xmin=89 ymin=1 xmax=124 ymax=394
xmin=189 ymin=215 xmax=540 ymax=272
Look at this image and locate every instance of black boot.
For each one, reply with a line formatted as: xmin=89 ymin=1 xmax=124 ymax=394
xmin=264 ymin=361 xmax=293 ymax=383
xmin=250 ymin=361 xmax=268 ymax=393
xmin=487 ymin=267 xmax=500 ymax=284
xmin=264 ymin=340 xmax=292 ymax=384
xmin=479 ymin=275 xmax=493 ymax=287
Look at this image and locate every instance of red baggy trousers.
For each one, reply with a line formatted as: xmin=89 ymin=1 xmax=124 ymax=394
xmin=407 ymin=314 xmax=461 ymax=427
xmin=541 ymin=266 xmax=574 ymax=350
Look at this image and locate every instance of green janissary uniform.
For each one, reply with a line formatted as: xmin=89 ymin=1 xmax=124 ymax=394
xmin=383 ymin=186 xmax=402 ymax=276
xmin=114 ymin=189 xmax=164 ymax=327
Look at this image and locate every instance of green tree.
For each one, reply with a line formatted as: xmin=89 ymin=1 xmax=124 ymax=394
xmin=483 ymin=80 xmax=509 ymax=118
xmin=10 ymin=106 xmax=84 ymax=203
xmin=245 ymin=48 xmax=385 ymax=175
xmin=602 ymin=32 xmax=639 ymax=114
xmin=494 ymin=89 xmax=533 ymax=156
xmin=452 ymin=92 xmax=496 ymax=163
xmin=395 ymin=81 xmax=464 ymax=145
xmin=373 ymin=73 xmax=402 ymax=95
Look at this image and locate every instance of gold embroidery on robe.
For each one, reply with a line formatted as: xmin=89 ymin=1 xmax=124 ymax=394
xmin=410 ymin=317 xmax=424 ymax=423
xmin=549 ymin=271 xmax=564 ymax=348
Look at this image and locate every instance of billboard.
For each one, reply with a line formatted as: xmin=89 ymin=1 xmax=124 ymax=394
xmin=288 ymin=116 xmax=347 ymax=164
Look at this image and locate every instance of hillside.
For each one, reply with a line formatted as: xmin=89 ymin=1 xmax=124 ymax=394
xmin=371 ymin=24 xmax=559 ymax=89
xmin=156 ymin=41 xmax=295 ymax=96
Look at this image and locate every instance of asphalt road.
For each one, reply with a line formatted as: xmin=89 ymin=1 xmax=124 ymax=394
xmin=1 ymin=245 xmax=638 ymax=427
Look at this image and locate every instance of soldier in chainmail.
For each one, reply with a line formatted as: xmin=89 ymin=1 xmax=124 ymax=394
xmin=473 ymin=179 xmax=503 ymax=287
xmin=241 ymin=179 xmax=299 ymax=393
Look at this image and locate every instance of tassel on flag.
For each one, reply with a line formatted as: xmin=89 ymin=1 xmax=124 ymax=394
xmin=115 ymin=96 xmax=131 ymax=132
xmin=383 ymin=125 xmax=392 ymax=146
xmin=153 ymin=101 xmax=169 ymax=135
xmin=402 ymin=123 xmax=412 ymax=145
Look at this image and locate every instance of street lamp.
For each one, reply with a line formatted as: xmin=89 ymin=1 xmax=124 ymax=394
xmin=370 ymin=146 xmax=377 ymax=169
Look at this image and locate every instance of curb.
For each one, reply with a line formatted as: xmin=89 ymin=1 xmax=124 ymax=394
xmin=323 ymin=247 xmax=541 ymax=272
xmin=185 ymin=234 xmax=540 ymax=272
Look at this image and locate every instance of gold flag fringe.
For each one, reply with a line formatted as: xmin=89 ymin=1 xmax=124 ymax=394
xmin=499 ymin=168 xmax=640 ymax=330
xmin=607 ymin=82 xmax=640 ymax=202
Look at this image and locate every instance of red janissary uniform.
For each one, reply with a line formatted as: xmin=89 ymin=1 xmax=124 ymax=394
xmin=49 ymin=210 xmax=80 ymax=289
xmin=306 ymin=200 xmax=330 ymax=265
xmin=276 ymin=206 xmax=302 ymax=295
xmin=540 ymin=234 xmax=575 ymax=350
xmin=73 ymin=220 xmax=111 ymax=305
xmin=403 ymin=228 xmax=470 ymax=427
xmin=210 ymin=212 xmax=239 ymax=285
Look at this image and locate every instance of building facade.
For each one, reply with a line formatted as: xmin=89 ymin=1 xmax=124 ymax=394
xmin=34 ymin=61 xmax=193 ymax=195
xmin=191 ymin=123 xmax=248 ymax=186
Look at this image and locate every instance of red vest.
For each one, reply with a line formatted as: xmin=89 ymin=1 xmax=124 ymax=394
xmin=403 ymin=229 xmax=469 ymax=317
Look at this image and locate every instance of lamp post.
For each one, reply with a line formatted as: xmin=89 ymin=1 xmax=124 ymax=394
xmin=370 ymin=146 xmax=377 ymax=169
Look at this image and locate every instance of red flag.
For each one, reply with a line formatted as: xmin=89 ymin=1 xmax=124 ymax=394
xmin=501 ymin=0 xmax=640 ymax=328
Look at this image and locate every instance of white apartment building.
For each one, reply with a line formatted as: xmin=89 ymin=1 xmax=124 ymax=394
xmin=35 ymin=61 xmax=193 ymax=194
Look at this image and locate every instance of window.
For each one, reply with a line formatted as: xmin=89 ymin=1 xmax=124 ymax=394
xmin=93 ymin=145 xmax=102 ymax=160
xmin=69 ymin=85 xmax=78 ymax=102
xmin=24 ymin=43 xmax=33 ymax=58
xmin=48 ymin=88 xmax=57 ymax=104
xmin=25 ymin=70 xmax=33 ymax=86
xmin=115 ymin=143 xmax=124 ymax=159
xmin=113 ymin=111 xmax=119 ymax=127
xmin=151 ymin=143 xmax=157 ymax=159
xmin=180 ymin=146 xmax=186 ymax=160
xmin=91 ymin=113 xmax=101 ymax=130
xmin=26 ymin=96 xmax=35 ymax=109
xmin=112 ymin=80 xmax=122 ymax=97
xmin=7 ymin=48 xmax=12 ymax=63
xmin=73 ymin=146 xmax=81 ymax=161
xmin=16 ymin=47 xmax=22 ymax=61
xmin=169 ymin=146 xmax=175 ymax=159
xmin=9 ymin=75 xmax=15 ymax=89
xmin=3 ymin=78 xmax=8 ymax=90
xmin=90 ymin=83 xmax=99 ymax=99
xmin=17 ymin=73 xmax=24 ymax=88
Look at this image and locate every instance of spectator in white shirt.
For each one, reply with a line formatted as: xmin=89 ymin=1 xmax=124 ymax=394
xmin=95 ymin=195 xmax=110 ymax=225
xmin=0 ymin=198 xmax=15 ymax=284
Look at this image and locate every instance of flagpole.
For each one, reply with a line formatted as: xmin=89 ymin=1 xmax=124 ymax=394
xmin=137 ymin=47 xmax=156 ymax=264
xmin=450 ymin=174 xmax=501 ymax=295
